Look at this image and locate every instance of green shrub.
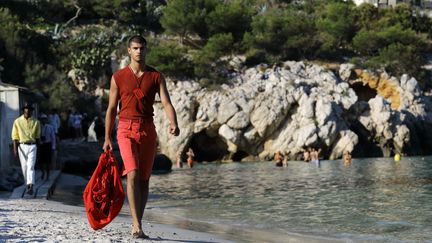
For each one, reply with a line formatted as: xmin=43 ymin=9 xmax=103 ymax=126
xmin=316 ymin=2 xmax=357 ymax=54
xmin=247 ymin=7 xmax=318 ymax=60
xmin=354 ymin=3 xmax=379 ymax=30
xmin=146 ymin=41 xmax=194 ymax=78
xmin=160 ymin=0 xmax=219 ymax=41
xmin=366 ymin=43 xmax=423 ymax=77
xmin=42 ymin=73 xmax=79 ymax=112
xmin=205 ymin=0 xmax=253 ymax=42
xmin=352 ymin=29 xmax=382 ymax=56
xmin=193 ymin=33 xmax=234 ymax=77
xmin=192 ymin=33 xmax=235 ymax=86
xmin=244 ymin=48 xmax=267 ymax=67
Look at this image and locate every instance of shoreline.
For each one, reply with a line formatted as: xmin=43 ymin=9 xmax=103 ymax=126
xmin=1 ymin=173 xmax=347 ymax=243
xmin=0 ymin=173 xmax=231 ymax=243
xmin=0 ymin=196 xmax=344 ymax=243
xmin=0 ymin=198 xmax=233 ymax=243
xmin=8 ymin=156 xmax=429 ymax=242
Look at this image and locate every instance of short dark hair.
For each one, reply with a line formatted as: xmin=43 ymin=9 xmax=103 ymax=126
xmin=128 ymin=35 xmax=147 ymax=47
xmin=22 ymin=103 xmax=34 ymax=111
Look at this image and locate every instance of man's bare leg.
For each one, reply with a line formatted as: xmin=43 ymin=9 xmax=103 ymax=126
xmin=127 ymin=170 xmax=142 ymax=234
xmin=138 ymin=179 xmax=149 ymax=223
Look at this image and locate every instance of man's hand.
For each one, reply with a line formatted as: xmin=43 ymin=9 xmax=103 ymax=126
xmin=102 ymin=139 xmax=113 ymax=152
xmin=169 ymin=123 xmax=180 ymax=136
xmin=13 ymin=147 xmax=18 ymax=157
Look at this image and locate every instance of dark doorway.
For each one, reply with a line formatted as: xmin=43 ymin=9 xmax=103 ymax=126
xmin=189 ymin=130 xmax=229 ymax=162
xmin=351 ymin=83 xmax=377 ymax=102
xmin=231 ymin=151 xmax=249 ymax=161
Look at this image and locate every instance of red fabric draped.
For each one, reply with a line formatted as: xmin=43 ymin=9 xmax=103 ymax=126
xmin=83 ymin=151 xmax=125 ymax=230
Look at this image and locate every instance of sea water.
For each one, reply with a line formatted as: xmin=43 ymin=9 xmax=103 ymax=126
xmin=52 ymin=156 xmax=432 ymax=242
xmin=147 ymin=157 xmax=432 ymax=242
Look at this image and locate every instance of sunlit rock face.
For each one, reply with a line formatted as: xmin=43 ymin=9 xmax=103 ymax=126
xmin=354 ymin=69 xmax=401 ymax=109
xmin=153 ymin=62 xmax=432 ymax=162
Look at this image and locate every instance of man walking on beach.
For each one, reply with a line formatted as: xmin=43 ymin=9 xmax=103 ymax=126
xmin=12 ymin=103 xmax=41 ymax=195
xmin=103 ymin=35 xmax=180 ymax=238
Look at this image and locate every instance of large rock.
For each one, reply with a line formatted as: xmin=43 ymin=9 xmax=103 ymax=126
xmin=329 ymin=130 xmax=359 ymax=160
xmin=152 ymin=154 xmax=172 ymax=173
xmin=339 ymin=63 xmax=355 ymax=81
xmin=0 ymin=167 xmax=23 ymax=191
xmin=149 ymin=61 xmax=432 ymax=161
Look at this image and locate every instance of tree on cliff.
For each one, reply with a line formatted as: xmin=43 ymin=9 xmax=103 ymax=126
xmin=316 ymin=1 xmax=357 ymax=56
xmin=243 ymin=7 xmax=318 ymax=63
xmin=160 ymin=0 xmax=219 ymax=43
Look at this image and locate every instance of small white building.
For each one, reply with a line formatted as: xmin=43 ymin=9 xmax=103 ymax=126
xmin=354 ymin=0 xmax=431 ymax=8
xmin=353 ymin=0 xmax=377 ymax=6
xmin=0 ymin=81 xmax=41 ymax=171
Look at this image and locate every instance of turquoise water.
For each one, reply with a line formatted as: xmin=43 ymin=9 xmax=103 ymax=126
xmin=148 ymin=157 xmax=432 ymax=242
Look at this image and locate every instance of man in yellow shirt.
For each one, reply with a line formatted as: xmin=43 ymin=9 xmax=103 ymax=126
xmin=11 ymin=103 xmax=41 ymax=195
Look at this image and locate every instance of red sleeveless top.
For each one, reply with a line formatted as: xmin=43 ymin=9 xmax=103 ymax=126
xmin=113 ymin=65 xmax=161 ymax=120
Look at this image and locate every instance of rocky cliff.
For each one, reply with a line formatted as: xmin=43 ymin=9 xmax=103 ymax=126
xmin=153 ymin=61 xmax=432 ymax=162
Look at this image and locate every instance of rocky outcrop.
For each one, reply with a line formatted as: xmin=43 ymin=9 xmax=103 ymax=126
xmin=153 ymin=61 xmax=432 ymax=162
xmin=0 ymin=167 xmax=24 ymax=191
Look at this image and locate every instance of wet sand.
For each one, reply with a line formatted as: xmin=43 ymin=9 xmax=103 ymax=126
xmin=0 ymin=198 xmax=232 ymax=243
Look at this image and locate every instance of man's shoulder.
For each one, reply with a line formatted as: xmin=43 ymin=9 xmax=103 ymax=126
xmin=31 ymin=117 xmax=40 ymax=124
xmin=145 ymin=66 xmax=163 ymax=84
xmin=113 ymin=66 xmax=129 ymax=78
xmin=14 ymin=115 xmax=24 ymax=122
xmin=146 ymin=65 xmax=162 ymax=76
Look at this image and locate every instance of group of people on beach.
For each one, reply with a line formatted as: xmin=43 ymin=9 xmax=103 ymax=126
xmin=274 ymin=151 xmax=290 ymax=167
xmin=66 ymin=110 xmax=105 ymax=142
xmin=274 ymin=147 xmax=322 ymax=167
xmin=176 ymin=148 xmax=195 ymax=168
xmin=274 ymin=147 xmax=354 ymax=167
xmin=11 ymin=106 xmax=60 ymax=195
xmin=303 ymin=147 xmax=322 ymax=165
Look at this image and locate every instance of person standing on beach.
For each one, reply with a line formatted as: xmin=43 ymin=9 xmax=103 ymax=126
xmin=303 ymin=148 xmax=310 ymax=162
xmin=39 ymin=113 xmax=56 ymax=180
xmin=176 ymin=151 xmax=183 ymax=168
xmin=282 ymin=151 xmax=289 ymax=167
xmin=186 ymin=148 xmax=194 ymax=168
xmin=310 ymin=148 xmax=321 ymax=166
xmin=48 ymin=109 xmax=60 ymax=169
xmin=343 ymin=150 xmax=352 ymax=166
xmin=48 ymin=109 xmax=61 ymax=138
xmin=274 ymin=151 xmax=283 ymax=167
xmin=11 ymin=104 xmax=41 ymax=195
xmin=103 ymin=35 xmax=180 ymax=238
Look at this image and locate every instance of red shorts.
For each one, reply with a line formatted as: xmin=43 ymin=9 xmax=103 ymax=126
xmin=117 ymin=119 xmax=157 ymax=181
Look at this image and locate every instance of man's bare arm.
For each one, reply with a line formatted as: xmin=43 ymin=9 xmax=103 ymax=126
xmin=159 ymin=75 xmax=179 ymax=136
xmin=13 ymin=140 xmax=18 ymax=157
xmin=103 ymin=77 xmax=119 ymax=151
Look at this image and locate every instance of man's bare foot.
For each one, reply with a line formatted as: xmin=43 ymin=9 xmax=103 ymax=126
xmin=27 ymin=184 xmax=33 ymax=195
xmin=131 ymin=225 xmax=148 ymax=239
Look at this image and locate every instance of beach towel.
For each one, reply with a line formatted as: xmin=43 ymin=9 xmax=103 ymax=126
xmin=83 ymin=150 xmax=125 ymax=230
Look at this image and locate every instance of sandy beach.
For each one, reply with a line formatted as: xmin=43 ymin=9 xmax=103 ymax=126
xmin=0 ymin=173 xmax=337 ymax=243
xmin=0 ymin=197 xmax=232 ymax=243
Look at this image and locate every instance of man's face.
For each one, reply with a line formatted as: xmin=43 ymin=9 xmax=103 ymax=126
xmin=128 ymin=42 xmax=146 ymax=63
xmin=23 ymin=108 xmax=32 ymax=118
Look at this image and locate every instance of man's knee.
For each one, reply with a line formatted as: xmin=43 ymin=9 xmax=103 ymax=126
xmin=127 ymin=169 xmax=140 ymax=182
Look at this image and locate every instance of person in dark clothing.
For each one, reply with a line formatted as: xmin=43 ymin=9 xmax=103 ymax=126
xmin=38 ymin=114 xmax=56 ymax=180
